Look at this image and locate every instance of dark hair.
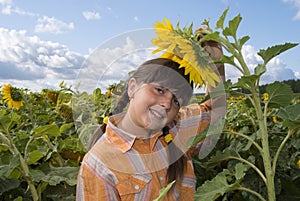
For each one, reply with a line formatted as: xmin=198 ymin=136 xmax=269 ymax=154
xmin=89 ymin=58 xmax=193 ymax=183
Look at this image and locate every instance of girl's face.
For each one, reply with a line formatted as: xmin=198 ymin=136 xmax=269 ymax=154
xmin=126 ymin=78 xmax=181 ymax=133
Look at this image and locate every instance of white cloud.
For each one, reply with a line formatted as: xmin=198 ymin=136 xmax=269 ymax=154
xmin=225 ymin=44 xmax=299 ymax=84
xmin=0 ymin=28 xmax=84 ymax=91
xmin=134 ymin=16 xmax=139 ymax=22
xmin=0 ymin=0 xmax=12 ymax=5
xmin=34 ymin=16 xmax=74 ymax=34
xmin=76 ymin=36 xmax=153 ymax=93
xmin=282 ymin=0 xmax=300 ymax=20
xmin=0 ymin=2 xmax=73 ymax=36
xmin=0 ymin=0 xmax=36 ymax=16
xmin=0 ymin=28 xmax=154 ymax=92
xmin=0 ymin=26 xmax=298 ymax=92
xmin=82 ymin=11 xmax=101 ymax=20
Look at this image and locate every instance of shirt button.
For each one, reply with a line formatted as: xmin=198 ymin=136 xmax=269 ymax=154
xmin=134 ymin=185 xmax=139 ymax=190
xmin=159 ymin=176 xmax=164 ymax=181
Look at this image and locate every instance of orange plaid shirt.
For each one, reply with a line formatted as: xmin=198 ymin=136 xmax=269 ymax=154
xmin=76 ymin=103 xmax=210 ymax=201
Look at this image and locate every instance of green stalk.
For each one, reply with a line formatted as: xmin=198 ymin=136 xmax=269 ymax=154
xmin=252 ymin=89 xmax=276 ymax=201
xmin=230 ymin=156 xmax=266 ymax=184
xmin=237 ymin=186 xmax=266 ymax=201
xmin=17 ymin=149 xmax=39 ymax=201
xmin=4 ymin=129 xmax=39 ymax=201
xmin=272 ymin=129 xmax=294 ymax=173
xmin=218 ymin=36 xmax=250 ymax=75
xmin=225 ymin=130 xmax=263 ymax=155
xmin=43 ymin=136 xmax=64 ymax=167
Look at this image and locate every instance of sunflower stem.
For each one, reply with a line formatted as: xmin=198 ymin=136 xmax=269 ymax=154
xmin=272 ymin=129 xmax=294 ymax=174
xmin=4 ymin=128 xmax=39 ymax=201
xmin=229 ymin=156 xmax=266 ymax=184
xmin=2 ymin=110 xmax=39 ymax=201
xmin=237 ymin=186 xmax=266 ymax=201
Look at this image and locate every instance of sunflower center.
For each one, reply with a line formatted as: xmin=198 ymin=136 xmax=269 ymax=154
xmin=11 ymin=87 xmax=23 ymax=101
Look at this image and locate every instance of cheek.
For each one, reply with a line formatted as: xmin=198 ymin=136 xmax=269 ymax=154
xmin=166 ymin=108 xmax=179 ymax=123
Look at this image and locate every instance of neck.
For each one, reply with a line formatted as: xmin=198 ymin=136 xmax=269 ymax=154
xmin=117 ymin=113 xmax=157 ymax=139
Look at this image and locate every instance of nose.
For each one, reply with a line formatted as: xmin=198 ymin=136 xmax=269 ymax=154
xmin=160 ymin=91 xmax=173 ymax=111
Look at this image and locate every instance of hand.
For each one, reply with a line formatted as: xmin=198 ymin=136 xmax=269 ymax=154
xmin=196 ymin=27 xmax=223 ymax=61
xmin=196 ymin=27 xmax=225 ymax=83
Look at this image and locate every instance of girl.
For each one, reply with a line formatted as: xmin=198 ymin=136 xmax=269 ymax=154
xmin=76 ymin=34 xmax=224 ymax=201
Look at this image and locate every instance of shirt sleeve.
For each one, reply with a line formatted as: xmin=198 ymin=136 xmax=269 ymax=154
xmin=76 ymin=153 xmax=120 ymax=201
xmin=176 ymin=103 xmax=211 ymax=158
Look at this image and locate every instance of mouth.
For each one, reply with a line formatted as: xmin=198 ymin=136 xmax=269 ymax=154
xmin=149 ymin=108 xmax=165 ymax=120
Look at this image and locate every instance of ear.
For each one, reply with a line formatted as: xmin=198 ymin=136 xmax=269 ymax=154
xmin=127 ymin=78 xmax=137 ymax=98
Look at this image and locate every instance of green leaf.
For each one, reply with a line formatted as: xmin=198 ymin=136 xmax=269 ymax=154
xmin=277 ymin=103 xmax=300 ymax=129
xmin=0 ymin=109 xmax=20 ymax=131
xmin=0 ymin=178 xmax=20 ymax=194
xmin=153 ymin=180 xmax=176 ymax=201
xmin=238 ymin=35 xmax=250 ymax=47
xmin=266 ymin=82 xmax=293 ymax=108
xmin=207 ymin=150 xmax=240 ymax=167
xmin=254 ymin=64 xmax=266 ymax=76
xmin=235 ymin=163 xmax=248 ymax=180
xmin=194 ymin=169 xmax=241 ymax=200
xmin=258 ymin=43 xmax=298 ymax=64
xmin=0 ymin=155 xmax=20 ymax=177
xmin=33 ymin=124 xmax=61 ymax=138
xmin=200 ymin=32 xmax=220 ymax=43
xmin=26 ymin=150 xmax=44 ymax=165
xmin=0 ymin=144 xmax=9 ymax=152
xmin=60 ymin=122 xmax=74 ymax=133
xmin=219 ymin=55 xmax=236 ymax=66
xmin=41 ymin=166 xmax=79 ymax=186
xmin=233 ymin=75 xmax=258 ymax=89
xmin=93 ymin=88 xmax=102 ymax=98
xmin=223 ymin=14 xmax=242 ymax=37
xmin=13 ymin=196 xmax=23 ymax=201
xmin=216 ymin=7 xmax=229 ymax=29
xmin=30 ymin=169 xmax=46 ymax=182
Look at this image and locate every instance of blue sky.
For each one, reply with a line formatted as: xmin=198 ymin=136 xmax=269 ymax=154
xmin=0 ymin=0 xmax=299 ymax=92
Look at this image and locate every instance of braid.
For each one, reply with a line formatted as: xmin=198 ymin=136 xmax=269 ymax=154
xmin=163 ymin=127 xmax=187 ymax=184
xmin=112 ymin=85 xmax=130 ymax=114
xmin=87 ymin=124 xmax=106 ymax=150
xmin=88 ymin=86 xmax=130 ymax=150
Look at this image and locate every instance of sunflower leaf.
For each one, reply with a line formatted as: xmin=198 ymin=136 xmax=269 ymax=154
xmin=216 ymin=7 xmax=229 ymax=29
xmin=258 ymin=43 xmax=298 ymax=64
xmin=153 ymin=180 xmax=176 ymax=201
xmin=254 ymin=64 xmax=266 ymax=76
xmin=238 ymin=35 xmax=250 ymax=47
xmin=33 ymin=124 xmax=61 ymax=138
xmin=266 ymin=81 xmax=293 ymax=108
xmin=194 ymin=168 xmax=241 ymax=200
xmin=277 ymin=104 xmax=300 ymax=129
xmin=223 ymin=14 xmax=242 ymax=37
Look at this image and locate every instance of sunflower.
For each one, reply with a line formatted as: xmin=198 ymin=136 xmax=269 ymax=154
xmin=151 ymin=18 xmax=220 ymax=88
xmin=263 ymin=93 xmax=269 ymax=101
xmin=1 ymin=84 xmax=24 ymax=110
xmin=272 ymin=116 xmax=279 ymax=123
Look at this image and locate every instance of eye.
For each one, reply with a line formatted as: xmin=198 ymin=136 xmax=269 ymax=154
xmin=155 ymin=87 xmax=165 ymax=94
xmin=173 ymin=96 xmax=180 ymax=107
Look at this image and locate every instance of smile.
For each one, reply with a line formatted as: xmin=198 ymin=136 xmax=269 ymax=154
xmin=149 ymin=108 xmax=165 ymax=120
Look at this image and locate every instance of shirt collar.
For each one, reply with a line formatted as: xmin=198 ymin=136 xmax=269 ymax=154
xmin=106 ymin=113 xmax=163 ymax=153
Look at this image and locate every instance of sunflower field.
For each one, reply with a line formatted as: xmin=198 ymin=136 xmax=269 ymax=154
xmin=1 ymin=8 xmax=300 ymax=201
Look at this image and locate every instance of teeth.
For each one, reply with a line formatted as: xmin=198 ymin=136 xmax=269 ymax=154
xmin=151 ymin=109 xmax=162 ymax=119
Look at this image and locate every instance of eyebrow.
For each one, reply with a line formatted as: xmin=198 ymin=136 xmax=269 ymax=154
xmin=150 ymin=83 xmax=182 ymax=100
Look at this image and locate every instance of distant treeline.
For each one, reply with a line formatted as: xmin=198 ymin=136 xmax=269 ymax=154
xmin=260 ymin=79 xmax=300 ymax=93
xmin=233 ymin=79 xmax=300 ymax=94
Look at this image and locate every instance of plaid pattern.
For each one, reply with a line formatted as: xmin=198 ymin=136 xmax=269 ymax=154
xmin=76 ymin=103 xmax=210 ymax=201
